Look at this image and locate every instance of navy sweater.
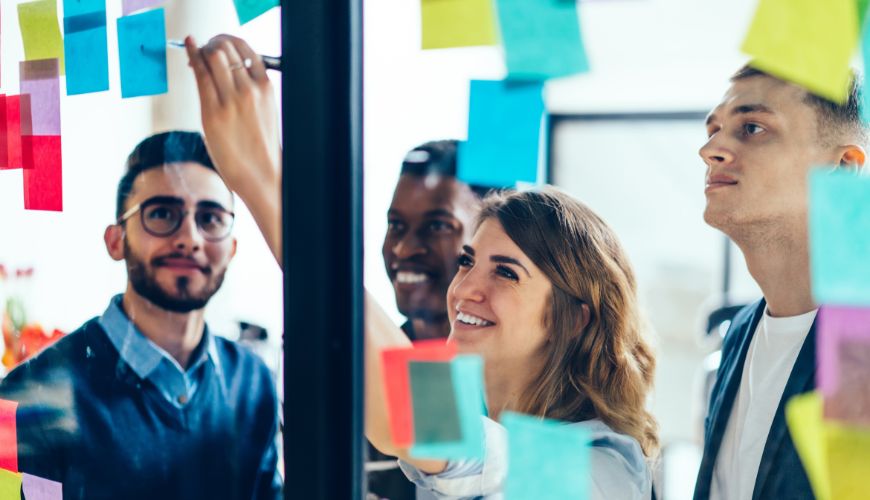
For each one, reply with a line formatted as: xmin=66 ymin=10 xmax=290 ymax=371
xmin=0 ymin=318 xmax=281 ymax=500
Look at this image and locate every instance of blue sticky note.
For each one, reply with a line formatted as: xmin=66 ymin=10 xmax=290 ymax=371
xmin=809 ymin=168 xmax=870 ymax=305
xmin=458 ymin=80 xmax=545 ymax=188
xmin=502 ymin=411 xmax=590 ymax=500
xmin=410 ymin=355 xmax=486 ymax=460
xmin=234 ymin=0 xmax=279 ymax=25
xmin=117 ymin=8 xmax=167 ymax=98
xmin=496 ymin=0 xmax=589 ymax=80
xmin=63 ymin=0 xmax=109 ymax=95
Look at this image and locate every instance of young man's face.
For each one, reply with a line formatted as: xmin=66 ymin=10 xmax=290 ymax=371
xmin=700 ymin=75 xmax=841 ymax=236
xmin=113 ymin=163 xmax=237 ymax=312
xmin=382 ymin=174 xmax=479 ymax=325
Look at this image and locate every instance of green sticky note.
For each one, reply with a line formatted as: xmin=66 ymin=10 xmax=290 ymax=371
xmin=827 ymin=420 xmax=870 ymax=500
xmin=496 ymin=0 xmax=589 ymax=80
xmin=421 ymin=0 xmax=498 ymax=50
xmin=808 ymin=168 xmax=870 ymax=305
xmin=409 ymin=361 xmax=463 ymax=445
xmin=786 ymin=392 xmax=831 ymax=500
xmin=741 ymin=0 xmax=859 ymax=104
xmin=411 ymin=355 xmax=486 ymax=459
xmin=502 ymin=411 xmax=590 ymax=500
xmin=859 ymin=0 xmax=870 ymax=30
xmin=233 ymin=0 xmax=279 ymax=25
xmin=0 ymin=468 xmax=22 ymax=500
xmin=18 ymin=0 xmax=65 ymax=74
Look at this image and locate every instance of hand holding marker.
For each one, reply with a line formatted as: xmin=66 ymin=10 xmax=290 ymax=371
xmin=168 ymin=39 xmax=281 ymax=71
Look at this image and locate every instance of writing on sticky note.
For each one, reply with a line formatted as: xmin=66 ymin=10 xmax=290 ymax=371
xmin=421 ymin=0 xmax=497 ymax=50
xmin=233 ymin=0 xmax=279 ymax=25
xmin=0 ymin=468 xmax=22 ymax=499
xmin=22 ymin=473 xmax=62 ymax=500
xmin=741 ymin=0 xmax=858 ymax=104
xmin=122 ymin=0 xmax=164 ymax=15
xmin=0 ymin=398 xmax=18 ymax=473
xmin=63 ymin=0 xmax=109 ymax=95
xmin=23 ymin=135 xmax=63 ymax=212
xmin=18 ymin=0 xmax=65 ymax=74
xmin=496 ymin=0 xmax=589 ymax=80
xmin=458 ymin=80 xmax=545 ymax=188
xmin=786 ymin=392 xmax=830 ymax=500
xmin=502 ymin=411 xmax=590 ymax=500
xmin=808 ymin=168 xmax=870 ymax=305
xmin=20 ymin=59 xmax=61 ymax=137
xmin=117 ymin=8 xmax=168 ymax=98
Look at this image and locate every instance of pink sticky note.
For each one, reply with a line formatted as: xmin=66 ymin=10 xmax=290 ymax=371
xmin=6 ymin=96 xmax=23 ymax=169
xmin=818 ymin=306 xmax=870 ymax=396
xmin=122 ymin=0 xmax=164 ymax=15
xmin=23 ymin=473 xmax=62 ymax=499
xmin=23 ymin=135 xmax=62 ymax=211
xmin=20 ymin=59 xmax=60 ymax=136
xmin=0 ymin=398 xmax=18 ymax=473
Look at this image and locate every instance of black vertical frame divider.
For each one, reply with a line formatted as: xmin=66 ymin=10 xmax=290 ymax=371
xmin=281 ymin=0 xmax=364 ymax=497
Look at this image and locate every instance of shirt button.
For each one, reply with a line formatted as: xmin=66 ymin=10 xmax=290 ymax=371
xmin=177 ymin=395 xmax=188 ymax=405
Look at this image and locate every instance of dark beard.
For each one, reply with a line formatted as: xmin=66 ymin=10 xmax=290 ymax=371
xmin=124 ymin=240 xmax=226 ymax=313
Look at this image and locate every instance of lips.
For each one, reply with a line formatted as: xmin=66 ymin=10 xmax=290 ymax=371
xmin=705 ymin=173 xmax=738 ymax=192
xmin=154 ymin=256 xmax=208 ymax=273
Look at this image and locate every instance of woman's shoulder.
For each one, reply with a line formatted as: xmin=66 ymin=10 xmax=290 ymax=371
xmin=573 ymin=419 xmax=652 ymax=499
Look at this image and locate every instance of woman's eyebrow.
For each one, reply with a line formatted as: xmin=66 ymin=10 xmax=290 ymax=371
xmin=490 ymin=255 xmax=530 ymax=278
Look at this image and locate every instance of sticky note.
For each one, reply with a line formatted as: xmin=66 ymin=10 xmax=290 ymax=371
xmin=410 ymin=355 xmax=486 ymax=460
xmin=381 ymin=339 xmax=457 ymax=448
xmin=741 ymin=0 xmax=859 ymax=104
xmin=808 ymin=168 xmax=870 ymax=305
xmin=458 ymin=80 xmax=545 ymax=188
xmin=502 ymin=411 xmax=590 ymax=500
xmin=122 ymin=0 xmax=163 ymax=15
xmin=63 ymin=0 xmax=109 ymax=95
xmin=817 ymin=306 xmax=870 ymax=398
xmin=0 ymin=97 xmax=10 ymax=170
xmin=23 ymin=135 xmax=63 ymax=212
xmin=3 ymin=96 xmax=24 ymax=170
xmin=0 ymin=398 xmax=18 ymax=472
xmin=22 ymin=474 xmax=62 ymax=500
xmin=860 ymin=0 xmax=870 ymax=29
xmin=826 ymin=420 xmax=870 ymax=500
xmin=20 ymin=59 xmax=61 ymax=136
xmin=117 ymin=8 xmax=168 ymax=98
xmin=233 ymin=0 xmax=279 ymax=25
xmin=409 ymin=361 xmax=463 ymax=444
xmin=495 ymin=0 xmax=589 ymax=80
xmin=18 ymin=0 xmax=65 ymax=74
xmin=0 ymin=468 xmax=22 ymax=499
xmin=421 ymin=0 xmax=498 ymax=50
xmin=786 ymin=392 xmax=831 ymax=500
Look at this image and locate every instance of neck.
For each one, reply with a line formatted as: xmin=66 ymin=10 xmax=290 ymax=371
xmin=483 ymin=358 xmax=541 ymax=421
xmin=409 ymin=316 xmax=451 ymax=341
xmin=122 ymin=286 xmax=205 ymax=369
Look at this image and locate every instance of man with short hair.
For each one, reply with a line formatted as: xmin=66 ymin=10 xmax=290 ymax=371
xmin=693 ymin=67 xmax=866 ymax=499
xmin=0 ymin=131 xmax=281 ymax=499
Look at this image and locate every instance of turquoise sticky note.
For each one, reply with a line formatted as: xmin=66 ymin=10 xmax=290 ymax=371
xmin=458 ymin=80 xmax=545 ymax=188
xmin=411 ymin=355 xmax=486 ymax=460
xmin=409 ymin=361 xmax=463 ymax=444
xmin=809 ymin=168 xmax=870 ymax=305
xmin=117 ymin=8 xmax=167 ymax=98
xmin=496 ymin=0 xmax=589 ymax=80
xmin=63 ymin=0 xmax=109 ymax=95
xmin=502 ymin=411 xmax=590 ymax=500
xmin=233 ymin=0 xmax=279 ymax=25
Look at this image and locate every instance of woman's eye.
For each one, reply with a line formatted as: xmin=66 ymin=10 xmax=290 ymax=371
xmin=457 ymin=254 xmax=473 ymax=268
xmin=496 ymin=265 xmax=518 ymax=281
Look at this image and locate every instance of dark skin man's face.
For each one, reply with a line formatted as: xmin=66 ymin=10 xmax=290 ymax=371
xmin=382 ymin=174 xmax=479 ymax=339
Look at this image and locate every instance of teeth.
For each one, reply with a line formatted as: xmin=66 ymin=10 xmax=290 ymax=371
xmin=456 ymin=311 xmax=493 ymax=327
xmin=396 ymin=271 xmax=429 ymax=284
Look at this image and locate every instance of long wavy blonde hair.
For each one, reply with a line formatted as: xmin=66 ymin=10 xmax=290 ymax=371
xmin=478 ymin=187 xmax=659 ymax=457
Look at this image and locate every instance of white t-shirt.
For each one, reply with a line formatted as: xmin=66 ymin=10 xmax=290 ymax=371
xmin=710 ymin=306 xmax=817 ymax=500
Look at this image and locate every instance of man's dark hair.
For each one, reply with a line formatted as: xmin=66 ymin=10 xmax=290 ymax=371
xmin=116 ymin=131 xmax=218 ymax=218
xmin=731 ymin=64 xmax=867 ymax=147
xmin=400 ymin=140 xmax=490 ymax=198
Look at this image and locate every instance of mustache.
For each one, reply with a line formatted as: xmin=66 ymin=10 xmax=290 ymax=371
xmin=151 ymin=253 xmax=211 ymax=274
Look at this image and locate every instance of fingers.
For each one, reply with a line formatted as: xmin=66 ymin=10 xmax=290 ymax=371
xmin=225 ymin=35 xmax=268 ymax=84
xmin=184 ymin=35 xmax=220 ymax=109
xmin=214 ymin=37 xmax=253 ymax=93
xmin=202 ymin=41 xmax=237 ymax=105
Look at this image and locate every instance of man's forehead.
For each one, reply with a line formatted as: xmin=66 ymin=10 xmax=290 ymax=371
xmin=130 ymin=163 xmax=232 ymax=206
xmin=391 ymin=174 xmax=470 ymax=210
xmin=708 ymin=75 xmax=806 ymax=118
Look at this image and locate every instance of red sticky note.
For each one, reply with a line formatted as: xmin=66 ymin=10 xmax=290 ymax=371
xmin=382 ymin=339 xmax=457 ymax=448
xmin=3 ymin=95 xmax=23 ymax=169
xmin=0 ymin=398 xmax=18 ymax=473
xmin=23 ymin=135 xmax=62 ymax=211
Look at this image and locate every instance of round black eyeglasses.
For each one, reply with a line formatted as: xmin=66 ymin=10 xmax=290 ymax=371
xmin=117 ymin=198 xmax=235 ymax=242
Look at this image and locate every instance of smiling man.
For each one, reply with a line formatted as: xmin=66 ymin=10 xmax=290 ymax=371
xmin=0 ymin=132 xmax=281 ymax=499
xmin=693 ymin=67 xmax=866 ymax=499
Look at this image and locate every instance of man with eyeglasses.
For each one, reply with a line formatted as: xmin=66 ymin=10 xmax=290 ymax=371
xmin=0 ymin=131 xmax=281 ymax=499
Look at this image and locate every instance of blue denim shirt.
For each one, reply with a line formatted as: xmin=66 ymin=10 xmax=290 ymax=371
xmin=98 ymin=294 xmax=221 ymax=408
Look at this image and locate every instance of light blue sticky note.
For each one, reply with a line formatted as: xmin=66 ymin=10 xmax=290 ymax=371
xmin=117 ymin=8 xmax=167 ymax=98
xmin=809 ymin=168 xmax=870 ymax=305
xmin=458 ymin=80 xmax=545 ymax=188
xmin=410 ymin=355 xmax=486 ymax=460
xmin=63 ymin=0 xmax=109 ymax=95
xmin=233 ymin=0 xmax=279 ymax=25
xmin=496 ymin=0 xmax=589 ymax=80
xmin=502 ymin=411 xmax=590 ymax=500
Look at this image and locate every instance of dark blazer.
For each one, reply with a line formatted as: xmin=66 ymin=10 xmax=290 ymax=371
xmin=693 ymin=299 xmax=817 ymax=500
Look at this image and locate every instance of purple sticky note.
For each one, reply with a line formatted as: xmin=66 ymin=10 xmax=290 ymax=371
xmin=20 ymin=59 xmax=60 ymax=136
xmin=122 ymin=0 xmax=163 ymax=15
xmin=817 ymin=306 xmax=870 ymax=397
xmin=22 ymin=473 xmax=62 ymax=499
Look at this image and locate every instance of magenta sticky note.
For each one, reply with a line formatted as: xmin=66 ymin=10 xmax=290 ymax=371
xmin=817 ymin=306 xmax=870 ymax=397
xmin=20 ymin=59 xmax=60 ymax=136
xmin=22 ymin=473 xmax=62 ymax=499
xmin=122 ymin=0 xmax=163 ymax=15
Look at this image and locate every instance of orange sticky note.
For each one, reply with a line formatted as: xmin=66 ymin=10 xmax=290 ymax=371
xmin=0 ymin=398 xmax=18 ymax=473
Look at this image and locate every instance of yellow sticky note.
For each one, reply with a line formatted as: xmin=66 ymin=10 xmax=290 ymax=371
xmin=741 ymin=0 xmax=858 ymax=103
xmin=826 ymin=421 xmax=870 ymax=500
xmin=0 ymin=468 xmax=22 ymax=499
xmin=786 ymin=392 xmax=831 ymax=500
xmin=421 ymin=0 xmax=498 ymax=50
xmin=18 ymin=0 xmax=65 ymax=74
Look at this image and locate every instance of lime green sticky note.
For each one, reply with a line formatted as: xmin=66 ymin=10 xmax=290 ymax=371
xmin=786 ymin=392 xmax=831 ymax=500
xmin=421 ymin=0 xmax=498 ymax=50
xmin=0 ymin=468 xmax=22 ymax=500
xmin=826 ymin=421 xmax=870 ymax=499
xmin=18 ymin=0 xmax=65 ymax=74
xmin=859 ymin=0 xmax=870 ymax=29
xmin=741 ymin=0 xmax=859 ymax=104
